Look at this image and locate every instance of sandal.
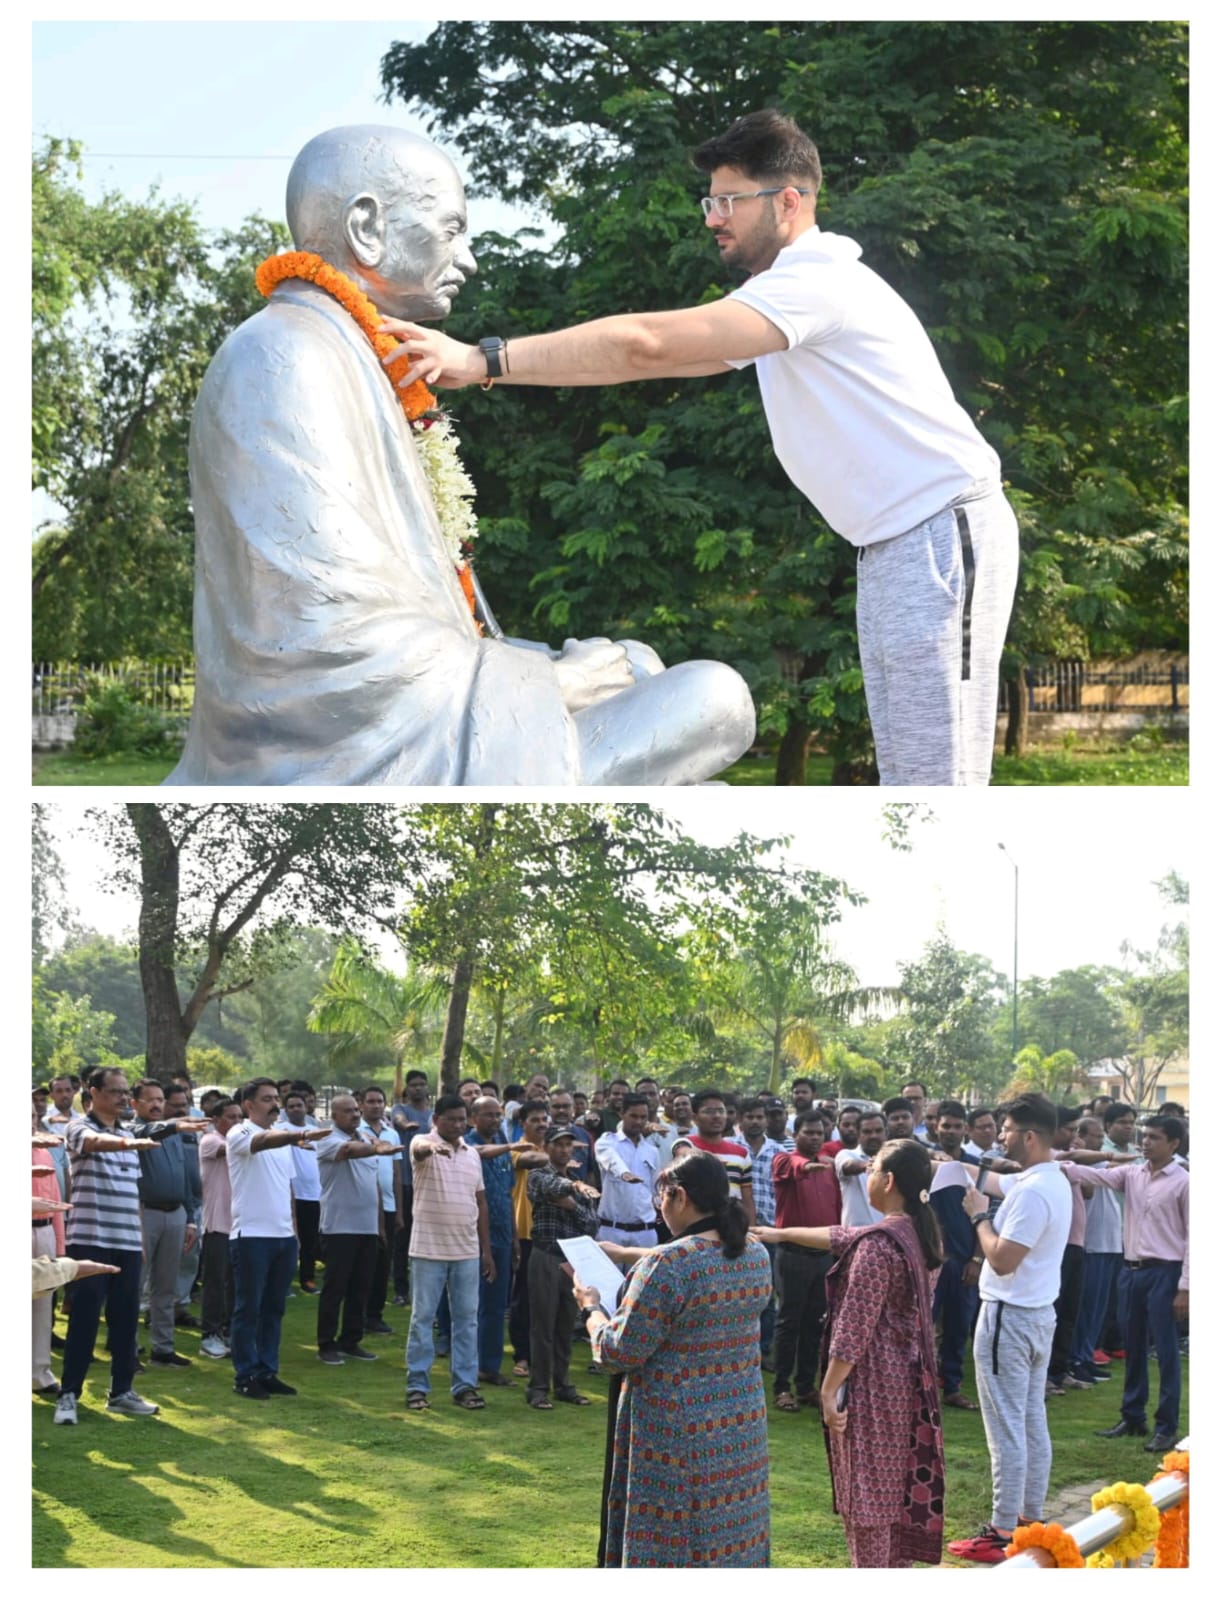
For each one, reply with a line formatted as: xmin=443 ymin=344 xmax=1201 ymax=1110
xmin=775 ymin=1392 xmax=800 ymax=1412
xmin=943 ymin=1391 xmax=979 ymax=1410
xmin=527 ymin=1395 xmax=554 ymax=1410
xmin=452 ymin=1387 xmax=487 ymax=1409
xmin=555 ymin=1390 xmax=591 ymax=1405
xmin=512 ymin=1360 xmax=530 ymax=1377
xmin=405 ymin=1391 xmax=430 ymax=1411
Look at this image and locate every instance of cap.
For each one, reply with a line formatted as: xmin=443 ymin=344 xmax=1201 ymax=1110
xmin=543 ymin=1124 xmax=577 ymax=1146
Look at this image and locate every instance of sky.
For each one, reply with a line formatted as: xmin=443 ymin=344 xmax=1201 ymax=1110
xmin=41 ymin=790 xmax=1187 ymax=993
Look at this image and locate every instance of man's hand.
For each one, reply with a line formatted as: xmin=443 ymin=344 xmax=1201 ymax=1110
xmin=1173 ymin=1290 xmax=1189 ymax=1321
xmin=481 ymin=1248 xmax=496 ymax=1282
xmin=378 ymin=320 xmax=481 ymax=389
xmin=512 ymin=1238 xmax=521 ymax=1272
xmin=72 ymin=1260 xmax=122 ymax=1281
xmin=963 ymin=1259 xmax=982 ymax=1288
xmin=750 ymin=1225 xmax=781 ymax=1245
xmin=573 ymin=1181 xmax=600 ymax=1201
xmin=617 ymin=1171 xmax=644 ymax=1185
xmin=371 ymin=1140 xmax=402 ymax=1157
xmin=554 ymin=637 xmax=635 ymax=712
xmin=298 ymin=1126 xmax=331 ymax=1146
xmin=33 ymin=1195 xmax=71 ymax=1215
xmin=32 ymin=1132 xmax=64 ymax=1148
xmin=183 ymin=1224 xmax=198 ymax=1252
xmin=962 ymin=1185 xmax=988 ymax=1220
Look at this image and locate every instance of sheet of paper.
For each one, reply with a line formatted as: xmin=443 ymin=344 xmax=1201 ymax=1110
xmin=557 ymin=1235 xmax=626 ymax=1308
xmin=930 ymin=1158 xmax=975 ymax=1193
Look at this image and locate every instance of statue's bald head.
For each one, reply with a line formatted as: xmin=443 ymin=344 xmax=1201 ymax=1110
xmin=287 ymin=125 xmax=459 ymax=251
xmin=284 ymin=125 xmax=474 ymax=320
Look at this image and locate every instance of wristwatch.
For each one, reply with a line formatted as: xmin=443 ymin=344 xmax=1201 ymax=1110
xmin=478 ymin=336 xmax=507 ymax=389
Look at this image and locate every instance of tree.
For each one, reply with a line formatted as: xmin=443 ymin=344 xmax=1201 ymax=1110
xmin=93 ymin=804 xmax=410 ymax=1080
xmin=891 ymin=928 xmax=1009 ymax=1097
xmin=1109 ymin=871 xmax=1189 ymax=1108
xmin=381 ymin=22 xmax=1187 ymax=778
xmin=32 ymin=803 xmax=69 ymax=963
xmin=33 ymin=138 xmax=289 ymax=659
xmin=1011 ymin=965 xmax=1127 ymax=1069
xmin=399 ymin=802 xmax=859 ymax=1089
xmin=307 ymin=938 xmax=448 ymax=1101
xmin=1002 ymin=1044 xmax=1083 ymax=1103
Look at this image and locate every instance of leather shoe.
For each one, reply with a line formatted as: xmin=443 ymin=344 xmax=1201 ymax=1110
xmin=1096 ymin=1419 xmax=1148 ymax=1438
xmin=1145 ymin=1429 xmax=1179 ymax=1453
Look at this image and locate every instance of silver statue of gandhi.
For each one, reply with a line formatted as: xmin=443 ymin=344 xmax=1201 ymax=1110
xmin=165 ymin=125 xmax=755 ymax=785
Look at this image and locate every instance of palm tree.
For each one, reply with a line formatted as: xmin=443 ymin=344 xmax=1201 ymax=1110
xmin=306 ymin=939 xmax=447 ymax=1101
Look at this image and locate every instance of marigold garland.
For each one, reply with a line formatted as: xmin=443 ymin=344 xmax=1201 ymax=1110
xmin=1004 ymin=1522 xmax=1084 ymax=1567
xmin=1152 ymin=1449 xmax=1189 ymax=1568
xmin=255 ymin=251 xmax=481 ymax=627
xmin=1088 ymin=1481 xmax=1161 ymax=1566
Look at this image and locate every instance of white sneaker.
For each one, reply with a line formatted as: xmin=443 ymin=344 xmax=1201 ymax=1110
xmin=200 ymin=1335 xmax=230 ymax=1359
xmin=106 ymin=1389 xmax=159 ymax=1416
xmin=53 ymin=1393 xmax=78 ymax=1426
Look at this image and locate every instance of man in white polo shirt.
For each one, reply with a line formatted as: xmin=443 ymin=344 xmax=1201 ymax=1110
xmin=405 ymin=1093 xmax=493 ymax=1413
xmin=949 ymin=1092 xmax=1072 ymax=1564
xmin=386 ymin=108 xmax=1016 ymax=786
xmin=227 ymin=1078 xmax=329 ymax=1401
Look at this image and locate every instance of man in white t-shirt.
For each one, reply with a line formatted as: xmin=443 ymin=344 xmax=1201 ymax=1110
xmin=227 ymin=1078 xmax=329 ymax=1401
xmin=948 ymin=1093 xmax=1072 ymax=1565
xmin=834 ymin=1111 xmax=886 ymax=1226
xmin=388 ymin=108 xmax=1017 ymax=786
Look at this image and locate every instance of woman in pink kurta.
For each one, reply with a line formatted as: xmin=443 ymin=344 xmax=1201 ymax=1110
xmin=754 ymin=1138 xmax=946 ymax=1568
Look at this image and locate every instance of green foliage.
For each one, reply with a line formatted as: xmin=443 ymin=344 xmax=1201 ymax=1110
xmin=890 ymin=928 xmax=1010 ymax=1097
xmin=71 ymin=678 xmax=181 ymax=758
xmin=32 ymin=137 xmax=288 ymax=660
xmin=32 ymin=981 xmax=119 ymax=1079
xmin=1004 ymin=1043 xmax=1083 ymax=1102
xmin=382 ymin=21 xmax=1188 ymax=774
xmin=184 ymin=1045 xmax=246 ymax=1090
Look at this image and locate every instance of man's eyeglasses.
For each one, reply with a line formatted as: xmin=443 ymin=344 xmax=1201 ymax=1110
xmin=700 ymin=187 xmax=808 ymax=219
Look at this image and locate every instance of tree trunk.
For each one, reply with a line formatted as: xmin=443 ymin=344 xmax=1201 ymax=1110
xmin=439 ymin=953 xmax=476 ymax=1093
xmin=774 ymin=721 xmax=811 ymax=785
xmin=489 ymin=984 xmax=507 ymax=1080
xmin=127 ymin=804 xmax=189 ymax=1080
xmin=1004 ymin=672 xmax=1029 ymax=757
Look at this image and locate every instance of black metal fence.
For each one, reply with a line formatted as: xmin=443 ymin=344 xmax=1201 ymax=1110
xmin=32 ymin=661 xmax=195 ymax=724
xmin=997 ymin=659 xmax=1188 ymax=714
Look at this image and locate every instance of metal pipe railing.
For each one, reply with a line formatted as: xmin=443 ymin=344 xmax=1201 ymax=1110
xmin=1000 ymin=1436 xmax=1189 ymax=1568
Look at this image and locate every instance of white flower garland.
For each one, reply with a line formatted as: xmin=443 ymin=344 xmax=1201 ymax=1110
xmin=414 ymin=413 xmax=479 ymax=565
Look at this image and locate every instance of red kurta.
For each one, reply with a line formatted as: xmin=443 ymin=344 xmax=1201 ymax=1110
xmin=823 ymin=1215 xmax=944 ymax=1565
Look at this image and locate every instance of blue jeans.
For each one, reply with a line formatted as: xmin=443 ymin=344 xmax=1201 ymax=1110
xmin=229 ymin=1235 xmax=297 ymax=1382
xmin=1120 ymin=1261 xmax=1183 ymax=1434
xmin=1071 ymin=1251 xmax=1121 ymax=1373
xmin=477 ymin=1240 xmax=513 ymax=1374
xmin=933 ymin=1253 xmax=979 ymax=1394
xmin=407 ymin=1256 xmax=480 ymax=1395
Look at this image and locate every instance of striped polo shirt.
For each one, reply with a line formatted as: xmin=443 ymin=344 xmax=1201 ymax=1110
xmin=408 ymin=1132 xmax=485 ymax=1260
xmin=64 ymin=1115 xmax=143 ymax=1251
xmin=688 ymin=1133 xmax=754 ymax=1200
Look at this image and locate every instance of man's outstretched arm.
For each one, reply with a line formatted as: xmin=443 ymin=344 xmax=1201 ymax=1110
xmin=380 ymin=299 xmax=786 ymax=390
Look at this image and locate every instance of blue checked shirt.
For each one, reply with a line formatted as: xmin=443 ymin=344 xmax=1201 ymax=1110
xmin=746 ymin=1136 xmax=786 ymax=1226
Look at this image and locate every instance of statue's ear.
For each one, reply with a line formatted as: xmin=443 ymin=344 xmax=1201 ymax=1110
xmin=344 ymin=194 xmax=383 ymax=267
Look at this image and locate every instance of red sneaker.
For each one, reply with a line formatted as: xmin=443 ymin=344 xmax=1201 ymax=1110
xmin=1092 ymin=1349 xmax=1112 ymax=1365
xmin=1105 ymin=1349 xmax=1127 ymax=1360
xmin=948 ymin=1525 xmax=1011 ymax=1565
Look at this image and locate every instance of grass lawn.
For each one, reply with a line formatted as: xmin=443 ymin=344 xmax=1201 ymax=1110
xmin=723 ymin=741 xmax=1188 ymax=786
xmin=33 ymin=750 xmax=179 ymax=786
xmin=32 ymin=1289 xmax=1183 ymax=1568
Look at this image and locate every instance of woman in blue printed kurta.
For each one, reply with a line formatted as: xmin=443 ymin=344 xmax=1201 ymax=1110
xmin=579 ymin=1152 xmax=772 ymax=1568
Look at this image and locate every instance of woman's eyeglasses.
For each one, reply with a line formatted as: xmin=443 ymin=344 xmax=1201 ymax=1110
xmin=654 ymin=1183 xmax=680 ymax=1205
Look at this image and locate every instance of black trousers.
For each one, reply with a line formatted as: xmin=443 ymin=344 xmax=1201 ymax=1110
xmin=509 ymin=1237 xmax=533 ymax=1361
xmin=392 ymin=1191 xmax=413 ymax=1298
xmin=60 ymin=1245 xmax=143 ymax=1400
xmin=296 ymin=1198 xmax=321 ymax=1288
xmin=773 ymin=1243 xmax=831 ymax=1397
xmin=200 ymin=1229 xmax=233 ymax=1337
xmin=364 ymin=1207 xmax=396 ymax=1319
xmin=1048 ymin=1242 xmax=1085 ymax=1382
xmin=527 ymin=1246 xmax=579 ymax=1398
xmin=318 ymin=1232 xmax=379 ymax=1350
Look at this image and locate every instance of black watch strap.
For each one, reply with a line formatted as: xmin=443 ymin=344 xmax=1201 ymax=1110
xmin=479 ymin=336 xmax=506 ymax=379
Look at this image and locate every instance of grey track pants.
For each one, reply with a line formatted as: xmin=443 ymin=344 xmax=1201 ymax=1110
xmin=856 ymin=484 xmax=1019 ymax=785
xmin=974 ymin=1299 xmax=1057 ymax=1530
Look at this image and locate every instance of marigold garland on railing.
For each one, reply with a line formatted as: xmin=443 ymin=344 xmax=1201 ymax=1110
xmin=1152 ymin=1449 xmax=1189 ymax=1568
xmin=1087 ymin=1482 xmax=1162 ymax=1567
xmin=1003 ymin=1522 xmax=1084 ymax=1567
xmin=254 ymin=251 xmax=482 ymax=626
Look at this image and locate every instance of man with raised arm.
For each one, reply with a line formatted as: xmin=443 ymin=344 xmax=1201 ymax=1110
xmin=388 ymin=108 xmax=1017 ymax=785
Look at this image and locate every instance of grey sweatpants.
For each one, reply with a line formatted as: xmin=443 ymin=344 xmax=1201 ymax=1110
xmin=856 ymin=484 xmax=1019 ymax=785
xmin=974 ymin=1299 xmax=1057 ymax=1530
xmin=140 ymin=1205 xmax=187 ymax=1355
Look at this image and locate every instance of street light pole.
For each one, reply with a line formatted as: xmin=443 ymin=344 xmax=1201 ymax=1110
xmin=997 ymin=843 xmax=1019 ymax=1060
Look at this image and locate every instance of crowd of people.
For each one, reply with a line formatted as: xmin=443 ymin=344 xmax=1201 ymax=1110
xmin=32 ymin=1066 xmax=1188 ymax=1568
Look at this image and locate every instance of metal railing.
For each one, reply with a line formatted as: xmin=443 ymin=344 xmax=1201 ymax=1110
xmin=32 ymin=661 xmax=195 ymax=722
xmin=1000 ymin=1436 xmax=1189 ymax=1568
xmin=998 ymin=660 xmax=1189 ymax=714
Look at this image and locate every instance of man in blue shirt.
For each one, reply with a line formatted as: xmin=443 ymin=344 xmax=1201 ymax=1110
xmin=465 ymin=1096 xmax=522 ymax=1384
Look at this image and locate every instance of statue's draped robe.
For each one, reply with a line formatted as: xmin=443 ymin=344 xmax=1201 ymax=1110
xmin=166 ymin=282 xmax=580 ymax=785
